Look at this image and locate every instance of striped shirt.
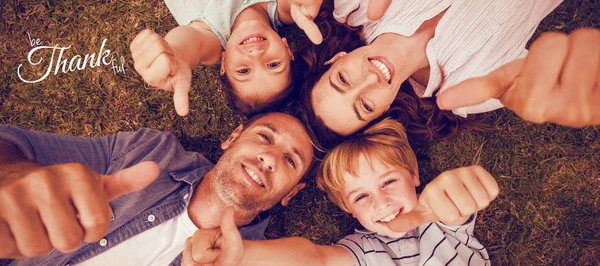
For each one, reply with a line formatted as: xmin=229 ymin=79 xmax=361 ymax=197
xmin=333 ymin=0 xmax=562 ymax=117
xmin=337 ymin=214 xmax=489 ymax=266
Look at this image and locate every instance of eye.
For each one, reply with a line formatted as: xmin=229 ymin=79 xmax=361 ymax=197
xmin=258 ymin=133 xmax=272 ymax=144
xmin=237 ymin=68 xmax=250 ymax=74
xmin=361 ymin=98 xmax=374 ymax=112
xmin=338 ymin=72 xmax=349 ymax=85
xmin=267 ymin=62 xmax=281 ymax=68
xmin=285 ymin=156 xmax=296 ymax=169
xmin=383 ymin=180 xmax=395 ymax=187
xmin=355 ymin=194 xmax=368 ymax=202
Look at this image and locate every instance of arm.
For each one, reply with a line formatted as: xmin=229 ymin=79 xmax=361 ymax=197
xmin=181 ymin=208 xmax=354 ymax=266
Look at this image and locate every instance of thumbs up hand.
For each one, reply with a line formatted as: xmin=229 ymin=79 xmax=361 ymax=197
xmin=182 ymin=208 xmax=244 ymax=266
xmin=387 ymin=166 xmax=499 ymax=233
xmin=367 ymin=0 xmax=392 ymax=21
xmin=0 ymin=161 xmax=160 ymax=258
xmin=290 ymin=0 xmax=324 ymax=45
xmin=130 ymin=29 xmax=193 ymax=116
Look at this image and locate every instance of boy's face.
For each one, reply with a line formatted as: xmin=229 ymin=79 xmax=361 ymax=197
xmin=223 ymin=20 xmax=293 ymax=107
xmin=341 ymin=154 xmax=420 ymax=238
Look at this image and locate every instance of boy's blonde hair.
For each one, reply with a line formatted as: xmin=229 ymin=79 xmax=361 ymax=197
xmin=316 ymin=118 xmax=418 ymax=212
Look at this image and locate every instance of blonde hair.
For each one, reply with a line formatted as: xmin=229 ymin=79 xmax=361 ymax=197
xmin=316 ymin=118 xmax=418 ymax=212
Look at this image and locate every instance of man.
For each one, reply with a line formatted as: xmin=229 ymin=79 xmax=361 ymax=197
xmin=0 ymin=112 xmax=315 ymax=266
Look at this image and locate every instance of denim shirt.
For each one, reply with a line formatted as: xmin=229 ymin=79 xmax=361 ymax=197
xmin=0 ymin=125 xmax=270 ymax=266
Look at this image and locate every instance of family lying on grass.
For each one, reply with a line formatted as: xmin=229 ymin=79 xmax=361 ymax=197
xmin=1 ymin=0 xmax=599 ymax=265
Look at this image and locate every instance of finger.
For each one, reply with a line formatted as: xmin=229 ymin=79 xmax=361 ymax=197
xmin=387 ymin=203 xmax=437 ymax=233
xmin=101 ymin=161 xmax=160 ymax=201
xmin=6 ymin=208 xmax=52 ymax=257
xmin=182 ymin=238 xmax=201 ymax=266
xmin=367 ymin=0 xmax=392 ymax=21
xmin=291 ymin=4 xmax=323 ymax=45
xmin=132 ymin=32 xmax=174 ymax=69
xmin=130 ymin=29 xmax=154 ymax=59
xmin=457 ymin=167 xmax=494 ymax=210
xmin=469 ymin=166 xmax=500 ymax=201
xmin=172 ymin=60 xmax=192 ymax=116
xmin=443 ymin=170 xmax=478 ymax=217
xmin=0 ymin=219 xmax=22 ymax=258
xmin=437 ymin=59 xmax=525 ymax=110
xmin=38 ymin=196 xmax=84 ymax=253
xmin=142 ymin=54 xmax=179 ymax=90
xmin=191 ymin=229 xmax=222 ymax=263
xmin=218 ymin=208 xmax=244 ymax=266
xmin=425 ymin=187 xmax=462 ymax=225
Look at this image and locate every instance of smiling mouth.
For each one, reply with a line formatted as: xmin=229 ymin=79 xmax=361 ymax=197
xmin=243 ymin=164 xmax=264 ymax=187
xmin=377 ymin=208 xmax=404 ymax=223
xmin=368 ymin=58 xmax=392 ymax=84
xmin=240 ymin=36 xmax=267 ymax=45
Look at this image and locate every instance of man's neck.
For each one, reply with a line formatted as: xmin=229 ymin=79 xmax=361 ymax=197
xmin=232 ymin=2 xmax=272 ymax=31
xmin=187 ymin=169 xmax=260 ymax=229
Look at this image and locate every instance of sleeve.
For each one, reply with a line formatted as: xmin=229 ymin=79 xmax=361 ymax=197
xmin=335 ymin=233 xmax=366 ymax=266
xmin=418 ymin=213 xmax=490 ymax=266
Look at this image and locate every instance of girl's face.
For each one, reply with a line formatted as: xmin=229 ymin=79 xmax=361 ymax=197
xmin=311 ymin=45 xmax=409 ymax=136
xmin=223 ymin=20 xmax=294 ymax=107
xmin=341 ymin=154 xmax=420 ymax=238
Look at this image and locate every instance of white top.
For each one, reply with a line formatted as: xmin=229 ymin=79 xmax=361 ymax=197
xmin=164 ymin=0 xmax=281 ymax=48
xmin=78 ymin=209 xmax=198 ymax=266
xmin=333 ymin=0 xmax=562 ymax=117
xmin=337 ymin=214 xmax=489 ymax=266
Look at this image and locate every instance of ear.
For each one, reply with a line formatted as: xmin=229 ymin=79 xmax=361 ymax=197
xmin=280 ymin=182 xmax=306 ymax=206
xmin=412 ymin=166 xmax=420 ymax=187
xmin=282 ymin=38 xmax=294 ymax=61
xmin=220 ymin=51 xmax=226 ymax=76
xmin=221 ymin=124 xmax=244 ymax=150
xmin=324 ymin=51 xmax=347 ymax=65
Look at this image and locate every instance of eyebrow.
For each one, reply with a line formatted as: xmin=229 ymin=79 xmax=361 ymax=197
xmin=256 ymin=123 xmax=306 ymax=164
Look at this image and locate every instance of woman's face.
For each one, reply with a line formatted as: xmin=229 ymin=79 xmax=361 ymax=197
xmin=311 ymin=45 xmax=408 ymax=136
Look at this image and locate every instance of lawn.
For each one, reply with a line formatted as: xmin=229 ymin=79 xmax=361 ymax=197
xmin=1 ymin=0 xmax=599 ymax=265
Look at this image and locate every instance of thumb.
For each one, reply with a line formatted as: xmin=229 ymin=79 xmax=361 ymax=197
xmin=387 ymin=203 xmax=437 ymax=233
xmin=367 ymin=0 xmax=392 ymax=21
xmin=217 ymin=207 xmax=244 ymax=266
xmin=291 ymin=4 xmax=323 ymax=45
xmin=437 ymin=59 xmax=525 ymax=110
xmin=101 ymin=161 xmax=160 ymax=201
xmin=172 ymin=59 xmax=192 ymax=116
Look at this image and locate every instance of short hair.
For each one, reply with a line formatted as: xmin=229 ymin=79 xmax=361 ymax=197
xmin=316 ymin=118 xmax=418 ymax=213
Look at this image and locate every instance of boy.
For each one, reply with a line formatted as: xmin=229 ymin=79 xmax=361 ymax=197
xmin=130 ymin=0 xmax=323 ymax=116
xmin=181 ymin=118 xmax=499 ymax=266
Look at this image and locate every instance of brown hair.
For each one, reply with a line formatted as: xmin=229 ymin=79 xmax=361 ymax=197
xmin=316 ymin=118 xmax=418 ymax=213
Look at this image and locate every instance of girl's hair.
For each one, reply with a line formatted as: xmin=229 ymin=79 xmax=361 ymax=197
xmin=316 ymin=118 xmax=418 ymax=213
xmin=294 ymin=2 xmax=491 ymax=152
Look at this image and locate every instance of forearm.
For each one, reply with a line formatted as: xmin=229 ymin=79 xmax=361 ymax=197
xmin=164 ymin=24 xmax=222 ymax=67
xmin=241 ymin=237 xmax=336 ymax=266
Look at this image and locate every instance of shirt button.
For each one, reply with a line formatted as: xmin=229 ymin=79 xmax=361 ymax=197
xmin=243 ymin=0 xmax=248 ymax=3
xmin=99 ymin=238 xmax=107 ymax=247
xmin=148 ymin=214 xmax=156 ymax=222
xmin=183 ymin=193 xmax=189 ymax=200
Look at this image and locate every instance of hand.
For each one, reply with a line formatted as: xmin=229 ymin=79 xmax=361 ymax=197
xmin=130 ymin=29 xmax=193 ymax=116
xmin=437 ymin=28 xmax=600 ymax=128
xmin=387 ymin=166 xmax=499 ymax=232
xmin=0 ymin=161 xmax=160 ymax=258
xmin=367 ymin=0 xmax=391 ymax=21
xmin=182 ymin=208 xmax=244 ymax=266
xmin=290 ymin=0 xmax=323 ymax=45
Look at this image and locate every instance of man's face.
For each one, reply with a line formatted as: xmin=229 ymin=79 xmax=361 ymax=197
xmin=212 ymin=113 xmax=314 ymax=212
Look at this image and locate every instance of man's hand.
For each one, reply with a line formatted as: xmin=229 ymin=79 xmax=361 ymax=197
xmin=387 ymin=166 xmax=499 ymax=233
xmin=290 ymin=0 xmax=323 ymax=45
xmin=437 ymin=28 xmax=600 ymax=128
xmin=0 ymin=161 xmax=160 ymax=258
xmin=367 ymin=0 xmax=391 ymax=21
xmin=182 ymin=208 xmax=244 ymax=266
xmin=130 ymin=29 xmax=193 ymax=116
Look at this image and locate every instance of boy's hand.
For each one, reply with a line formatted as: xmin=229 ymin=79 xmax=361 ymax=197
xmin=0 ymin=161 xmax=160 ymax=258
xmin=367 ymin=0 xmax=391 ymax=21
xmin=387 ymin=166 xmax=499 ymax=233
xmin=437 ymin=28 xmax=600 ymax=128
xmin=290 ymin=0 xmax=323 ymax=45
xmin=182 ymin=208 xmax=244 ymax=266
xmin=130 ymin=29 xmax=192 ymax=116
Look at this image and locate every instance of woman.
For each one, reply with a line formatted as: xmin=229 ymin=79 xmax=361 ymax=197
xmin=295 ymin=0 xmax=562 ymax=147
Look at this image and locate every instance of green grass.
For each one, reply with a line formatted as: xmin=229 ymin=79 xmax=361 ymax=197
xmin=1 ymin=0 xmax=599 ymax=265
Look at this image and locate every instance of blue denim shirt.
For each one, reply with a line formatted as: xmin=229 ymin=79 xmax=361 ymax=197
xmin=0 ymin=125 xmax=270 ymax=266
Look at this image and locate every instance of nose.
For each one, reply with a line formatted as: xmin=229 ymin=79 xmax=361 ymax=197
xmin=257 ymin=152 xmax=276 ymax=172
xmin=241 ymin=43 xmax=268 ymax=58
xmin=373 ymin=193 xmax=391 ymax=211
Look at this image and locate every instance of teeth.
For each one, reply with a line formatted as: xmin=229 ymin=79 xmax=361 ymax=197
xmin=242 ymin=37 xmax=265 ymax=44
xmin=369 ymin=59 xmax=391 ymax=82
xmin=378 ymin=210 xmax=400 ymax=223
xmin=244 ymin=166 xmax=263 ymax=186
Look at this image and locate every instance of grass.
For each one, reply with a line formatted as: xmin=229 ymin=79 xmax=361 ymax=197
xmin=1 ymin=0 xmax=599 ymax=265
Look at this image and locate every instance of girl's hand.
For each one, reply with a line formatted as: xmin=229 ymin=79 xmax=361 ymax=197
xmin=387 ymin=166 xmax=499 ymax=232
xmin=290 ymin=0 xmax=323 ymax=44
xmin=367 ymin=0 xmax=392 ymax=21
